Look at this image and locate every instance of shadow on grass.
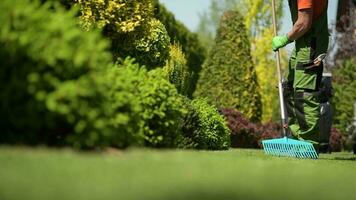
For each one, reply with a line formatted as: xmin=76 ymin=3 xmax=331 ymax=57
xmin=319 ymin=153 xmax=356 ymax=162
xmin=333 ymin=157 xmax=356 ymax=161
xmin=153 ymin=190 xmax=261 ymax=200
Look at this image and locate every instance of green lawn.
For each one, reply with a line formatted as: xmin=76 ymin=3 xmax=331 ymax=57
xmin=0 ymin=147 xmax=355 ymax=200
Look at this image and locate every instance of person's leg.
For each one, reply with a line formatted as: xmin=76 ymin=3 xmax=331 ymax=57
xmin=290 ymin=44 xmax=322 ymax=151
xmin=293 ymin=91 xmax=320 ymax=151
xmin=286 ymin=50 xmax=299 ymax=139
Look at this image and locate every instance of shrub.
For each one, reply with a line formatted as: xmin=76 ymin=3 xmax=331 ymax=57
xmin=49 ymin=58 xmax=187 ymax=149
xmin=47 ymin=59 xmax=147 ymax=149
xmin=0 ymin=0 xmax=184 ymax=149
xmin=138 ymin=68 xmax=187 ymax=148
xmin=220 ymin=108 xmax=260 ymax=148
xmin=194 ymin=10 xmax=262 ymax=122
xmin=220 ymin=108 xmax=281 ymax=148
xmin=329 ymin=128 xmax=344 ymax=152
xmin=258 ymin=122 xmax=282 ymax=146
xmin=0 ymin=0 xmax=111 ymax=145
xmin=164 ymin=44 xmax=190 ymax=96
xmin=179 ymin=99 xmax=231 ymax=150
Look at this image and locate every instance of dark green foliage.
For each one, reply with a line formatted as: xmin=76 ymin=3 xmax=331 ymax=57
xmin=153 ymin=1 xmax=207 ymax=97
xmin=333 ymin=59 xmax=356 ymax=136
xmin=0 ymin=0 xmax=111 ymax=145
xmin=40 ymin=0 xmax=74 ymax=9
xmin=179 ymin=99 xmax=231 ymax=150
xmin=194 ymin=11 xmax=262 ymax=122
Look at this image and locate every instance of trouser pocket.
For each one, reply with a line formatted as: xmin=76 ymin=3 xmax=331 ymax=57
xmin=294 ymin=62 xmax=319 ymax=90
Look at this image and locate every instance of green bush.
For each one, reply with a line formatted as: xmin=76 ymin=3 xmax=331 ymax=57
xmin=0 ymin=0 xmax=111 ymax=145
xmin=0 ymin=0 xmax=184 ymax=149
xmin=139 ymin=68 xmax=187 ymax=148
xmin=47 ymin=59 xmax=147 ymax=148
xmin=164 ymin=44 xmax=190 ymax=96
xmin=179 ymin=99 xmax=231 ymax=150
xmin=194 ymin=10 xmax=262 ymax=122
xmin=333 ymin=59 xmax=356 ymax=136
xmin=49 ymin=58 xmax=187 ymax=149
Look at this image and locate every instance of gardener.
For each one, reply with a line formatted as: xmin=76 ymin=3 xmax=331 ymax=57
xmin=272 ymin=0 xmax=329 ymax=152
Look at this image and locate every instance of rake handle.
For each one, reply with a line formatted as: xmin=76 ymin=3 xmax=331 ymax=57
xmin=272 ymin=0 xmax=288 ymax=137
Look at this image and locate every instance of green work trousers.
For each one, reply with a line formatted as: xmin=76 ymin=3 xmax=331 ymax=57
xmin=286 ymin=0 xmax=329 ymax=150
xmin=286 ymin=48 xmax=323 ymax=148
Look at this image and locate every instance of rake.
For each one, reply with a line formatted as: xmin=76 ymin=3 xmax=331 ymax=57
xmin=261 ymin=0 xmax=318 ymax=159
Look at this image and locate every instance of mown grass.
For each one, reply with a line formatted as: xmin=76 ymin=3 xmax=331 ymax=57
xmin=0 ymin=147 xmax=355 ymax=200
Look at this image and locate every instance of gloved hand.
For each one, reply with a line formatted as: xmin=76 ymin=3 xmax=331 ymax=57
xmin=272 ymin=35 xmax=291 ymax=51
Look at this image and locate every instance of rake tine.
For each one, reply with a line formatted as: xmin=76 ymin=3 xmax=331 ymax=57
xmin=262 ymin=137 xmax=318 ymax=159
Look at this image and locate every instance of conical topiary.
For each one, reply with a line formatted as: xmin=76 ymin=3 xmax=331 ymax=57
xmin=194 ymin=10 xmax=261 ymax=122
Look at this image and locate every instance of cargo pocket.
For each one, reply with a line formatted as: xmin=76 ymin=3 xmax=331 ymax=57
xmin=293 ymin=44 xmax=319 ymax=91
xmin=293 ymin=61 xmax=319 ymax=90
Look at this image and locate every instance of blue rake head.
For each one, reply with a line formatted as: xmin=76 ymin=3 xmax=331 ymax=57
xmin=262 ymin=137 xmax=318 ymax=159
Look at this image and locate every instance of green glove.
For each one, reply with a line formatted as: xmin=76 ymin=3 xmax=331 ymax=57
xmin=272 ymin=35 xmax=291 ymax=51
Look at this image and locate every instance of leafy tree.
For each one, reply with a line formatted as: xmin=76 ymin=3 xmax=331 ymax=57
xmin=153 ymin=0 xmax=207 ymax=97
xmin=194 ymin=11 xmax=262 ymax=122
xmin=333 ymin=59 xmax=356 ymax=136
xmin=75 ymin=0 xmax=170 ymax=68
xmin=164 ymin=43 xmax=190 ymax=96
xmin=116 ymin=18 xmax=170 ymax=68
xmin=76 ymin=0 xmax=153 ymax=33
xmin=197 ymin=0 xmax=285 ymax=122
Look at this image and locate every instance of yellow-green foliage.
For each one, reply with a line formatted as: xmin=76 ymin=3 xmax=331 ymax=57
xmin=139 ymin=68 xmax=187 ymax=148
xmin=252 ymin=28 xmax=279 ymax=122
xmin=0 ymin=0 xmax=112 ymax=145
xmin=75 ymin=0 xmax=170 ymax=68
xmin=153 ymin=0 xmax=207 ymax=97
xmin=120 ymin=18 xmax=170 ymax=68
xmin=179 ymin=98 xmax=231 ymax=150
xmin=194 ymin=11 xmax=262 ymax=122
xmin=195 ymin=0 xmax=286 ymax=121
xmin=239 ymin=0 xmax=285 ymax=122
xmin=164 ymin=43 xmax=190 ymax=96
xmin=0 ymin=0 xmax=185 ymax=149
xmin=76 ymin=0 xmax=153 ymax=33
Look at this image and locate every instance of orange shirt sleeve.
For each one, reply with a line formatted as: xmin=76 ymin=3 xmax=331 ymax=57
xmin=298 ymin=0 xmax=313 ymax=10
